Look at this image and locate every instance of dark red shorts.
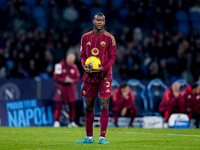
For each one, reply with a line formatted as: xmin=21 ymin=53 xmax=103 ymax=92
xmin=81 ymin=79 xmax=112 ymax=98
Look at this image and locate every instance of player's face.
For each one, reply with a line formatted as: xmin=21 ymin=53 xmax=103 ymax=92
xmin=93 ymin=15 xmax=106 ymax=30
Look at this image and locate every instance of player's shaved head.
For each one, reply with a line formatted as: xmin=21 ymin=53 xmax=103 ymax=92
xmin=94 ymin=12 xmax=105 ymax=20
xmin=172 ymin=82 xmax=180 ymax=92
xmin=66 ymin=53 xmax=76 ymax=66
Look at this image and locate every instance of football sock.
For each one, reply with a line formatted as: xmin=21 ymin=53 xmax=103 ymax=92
xmin=54 ymin=102 xmax=61 ymax=120
xmin=85 ymin=110 xmax=94 ymax=136
xmin=87 ymin=136 xmax=93 ymax=139
xmin=100 ymin=109 xmax=109 ymax=137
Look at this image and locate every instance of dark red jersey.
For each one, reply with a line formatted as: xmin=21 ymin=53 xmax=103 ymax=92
xmin=159 ymin=87 xmax=183 ymax=113
xmin=80 ymin=30 xmax=116 ymax=83
xmin=53 ymin=60 xmax=80 ymax=102
xmin=112 ymin=88 xmax=135 ymax=112
xmin=181 ymin=85 xmax=200 ymax=114
xmin=53 ymin=60 xmax=80 ymax=84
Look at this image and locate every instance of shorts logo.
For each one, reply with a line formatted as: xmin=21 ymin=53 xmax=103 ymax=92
xmin=86 ymin=41 xmax=91 ymax=45
xmin=0 ymin=83 xmax=20 ymax=100
xmin=106 ymin=81 xmax=110 ymax=87
xmin=83 ymin=90 xmax=86 ymax=95
xmin=91 ymin=48 xmax=99 ymax=56
xmin=100 ymin=41 xmax=106 ymax=47
xmin=106 ymin=89 xmax=110 ymax=93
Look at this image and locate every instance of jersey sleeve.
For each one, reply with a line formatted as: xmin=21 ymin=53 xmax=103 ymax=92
xmin=72 ymin=64 xmax=81 ymax=83
xmin=80 ymin=35 xmax=87 ymax=68
xmin=103 ymin=36 xmax=116 ymax=71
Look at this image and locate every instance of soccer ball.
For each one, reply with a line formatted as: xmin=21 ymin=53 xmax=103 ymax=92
xmin=85 ymin=56 xmax=101 ymax=70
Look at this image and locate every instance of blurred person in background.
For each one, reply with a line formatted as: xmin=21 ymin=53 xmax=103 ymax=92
xmin=112 ymin=82 xmax=137 ymax=127
xmin=159 ymin=82 xmax=183 ymax=126
xmin=53 ymin=53 xmax=80 ymax=127
xmin=181 ymin=82 xmax=200 ymax=128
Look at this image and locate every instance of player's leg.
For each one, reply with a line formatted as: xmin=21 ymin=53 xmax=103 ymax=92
xmin=98 ymin=80 xmax=111 ymax=144
xmin=75 ymin=82 xmax=98 ymax=144
xmin=113 ymin=110 xmax=120 ymax=127
xmin=68 ymin=102 xmax=78 ymax=127
xmin=54 ymin=89 xmax=62 ymax=127
xmin=67 ymin=85 xmax=78 ymax=127
xmin=128 ymin=107 xmax=137 ymax=127
xmin=75 ymin=97 xmax=95 ymax=143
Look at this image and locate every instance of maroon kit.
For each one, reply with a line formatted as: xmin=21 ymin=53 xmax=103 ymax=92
xmin=53 ymin=59 xmax=80 ymax=122
xmin=80 ymin=30 xmax=116 ymax=138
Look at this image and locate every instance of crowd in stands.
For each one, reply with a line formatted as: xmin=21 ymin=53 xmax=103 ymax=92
xmin=0 ymin=0 xmax=200 ymax=83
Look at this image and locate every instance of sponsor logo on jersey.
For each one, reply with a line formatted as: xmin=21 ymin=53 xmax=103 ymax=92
xmin=100 ymin=41 xmax=106 ymax=47
xmin=106 ymin=89 xmax=110 ymax=93
xmin=86 ymin=41 xmax=91 ymax=45
xmin=91 ymin=48 xmax=99 ymax=56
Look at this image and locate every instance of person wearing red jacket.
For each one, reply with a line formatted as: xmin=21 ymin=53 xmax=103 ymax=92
xmin=181 ymin=83 xmax=200 ymax=128
xmin=53 ymin=53 xmax=80 ymax=127
xmin=159 ymin=82 xmax=183 ymax=122
xmin=112 ymin=82 xmax=137 ymax=127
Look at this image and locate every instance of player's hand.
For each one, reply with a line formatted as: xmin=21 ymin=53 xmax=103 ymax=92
xmin=121 ymin=107 xmax=127 ymax=116
xmin=65 ymin=76 xmax=73 ymax=83
xmin=91 ymin=65 xmax=103 ymax=72
xmin=84 ymin=66 xmax=92 ymax=73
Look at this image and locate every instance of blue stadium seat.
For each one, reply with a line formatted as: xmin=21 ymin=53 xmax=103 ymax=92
xmin=112 ymin=0 xmax=125 ymax=8
xmin=175 ymin=79 xmax=188 ymax=92
xmin=90 ymin=7 xmax=104 ymax=19
xmin=147 ymin=78 xmax=168 ymax=115
xmin=175 ymin=10 xmax=188 ymax=22
xmin=178 ymin=22 xmax=189 ymax=35
xmin=127 ymin=79 xmax=148 ymax=117
xmin=189 ymin=11 xmax=200 ymax=23
xmin=83 ymin=0 xmax=92 ymax=5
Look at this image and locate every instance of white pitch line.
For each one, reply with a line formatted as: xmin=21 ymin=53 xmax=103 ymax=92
xmin=125 ymin=132 xmax=200 ymax=137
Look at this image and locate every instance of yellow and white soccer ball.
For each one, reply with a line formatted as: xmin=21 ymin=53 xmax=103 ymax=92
xmin=85 ymin=56 xmax=101 ymax=70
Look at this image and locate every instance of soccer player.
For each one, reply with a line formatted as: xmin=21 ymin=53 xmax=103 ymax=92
xmin=181 ymin=82 xmax=200 ymax=128
xmin=53 ymin=53 xmax=80 ymax=127
xmin=75 ymin=12 xmax=116 ymax=144
xmin=159 ymin=82 xmax=183 ymax=123
xmin=112 ymin=82 xmax=137 ymax=127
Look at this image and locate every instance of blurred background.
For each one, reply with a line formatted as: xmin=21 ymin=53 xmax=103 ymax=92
xmin=0 ymin=0 xmax=199 ymax=82
xmin=0 ymin=0 xmax=200 ymax=127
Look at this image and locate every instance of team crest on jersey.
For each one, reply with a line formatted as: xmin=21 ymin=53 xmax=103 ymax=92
xmin=100 ymin=41 xmax=106 ymax=47
xmin=70 ymin=69 xmax=75 ymax=74
xmin=91 ymin=48 xmax=99 ymax=55
xmin=106 ymin=81 xmax=110 ymax=87
xmin=86 ymin=41 xmax=91 ymax=45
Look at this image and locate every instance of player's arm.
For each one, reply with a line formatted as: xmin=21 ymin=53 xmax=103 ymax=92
xmin=53 ymin=63 xmax=66 ymax=83
xmin=72 ymin=65 xmax=81 ymax=83
xmin=102 ymin=36 xmax=116 ymax=72
xmin=80 ymin=35 xmax=93 ymax=73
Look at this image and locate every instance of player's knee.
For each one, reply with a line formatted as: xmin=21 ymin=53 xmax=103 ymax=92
xmin=85 ymin=103 xmax=94 ymax=111
xmin=100 ymin=98 xmax=109 ymax=109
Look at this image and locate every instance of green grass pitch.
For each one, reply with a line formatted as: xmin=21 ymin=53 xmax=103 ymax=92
xmin=0 ymin=127 xmax=200 ymax=150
